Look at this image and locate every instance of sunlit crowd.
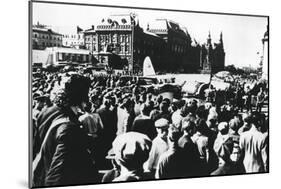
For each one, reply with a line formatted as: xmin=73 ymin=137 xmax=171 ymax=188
xmin=32 ymin=68 xmax=268 ymax=187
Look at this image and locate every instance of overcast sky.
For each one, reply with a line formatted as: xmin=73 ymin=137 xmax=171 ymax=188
xmin=32 ymin=2 xmax=268 ymax=68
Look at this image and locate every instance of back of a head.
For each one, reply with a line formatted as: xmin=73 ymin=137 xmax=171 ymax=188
xmin=196 ymin=118 xmax=208 ymax=134
xmin=112 ymin=132 xmax=152 ymax=170
xmin=218 ymin=122 xmax=229 ymax=135
xmin=181 ymin=117 xmax=196 ymax=133
xmin=168 ymin=124 xmax=181 ymax=142
xmin=250 ymin=112 xmax=260 ymax=127
xmin=229 ymin=118 xmax=240 ymax=132
xmin=84 ymin=101 xmax=92 ymax=113
xmin=150 ymin=109 xmax=161 ymax=122
xmin=53 ymin=74 xmax=91 ymax=108
xmin=160 ymin=101 xmax=169 ymax=112
xmin=242 ymin=113 xmax=251 ymax=123
xmin=140 ymin=103 xmax=150 ymax=116
xmin=213 ymin=136 xmax=233 ymax=162
xmin=123 ymin=97 xmax=134 ymax=110
xmin=103 ymin=97 xmax=112 ymax=108
xmin=163 ymin=98 xmax=171 ymax=106
xmin=196 ymin=105 xmax=208 ymax=120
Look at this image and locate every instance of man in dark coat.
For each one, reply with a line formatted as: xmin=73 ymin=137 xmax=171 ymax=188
xmin=178 ymin=117 xmax=202 ymax=176
xmin=97 ymin=96 xmax=117 ymax=169
xmin=33 ymin=74 xmax=98 ymax=187
xmin=131 ymin=103 xmax=157 ymax=140
xmin=33 ymin=104 xmax=61 ymax=159
xmin=156 ymin=125 xmax=187 ymax=179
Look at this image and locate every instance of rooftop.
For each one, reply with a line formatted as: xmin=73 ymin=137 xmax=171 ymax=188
xmin=33 ymin=27 xmax=62 ymax=36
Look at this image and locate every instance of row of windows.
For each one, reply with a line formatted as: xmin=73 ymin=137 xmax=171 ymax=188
xmin=34 ymin=33 xmax=62 ymax=41
xmin=64 ymin=41 xmax=84 ymax=46
xmin=41 ymin=42 xmax=61 ymax=47
xmin=63 ymin=34 xmax=83 ymax=39
xmin=56 ymin=52 xmax=89 ymax=62
xmin=99 ymin=34 xmax=130 ymax=43
xmin=170 ymin=44 xmax=186 ymax=54
xmin=97 ymin=25 xmax=131 ymax=30
xmin=99 ymin=44 xmax=130 ymax=53
xmin=85 ymin=36 xmax=97 ymax=42
xmin=85 ymin=44 xmax=97 ymax=52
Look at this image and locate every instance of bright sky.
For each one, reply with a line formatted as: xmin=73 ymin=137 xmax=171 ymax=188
xmin=32 ymin=2 xmax=268 ymax=68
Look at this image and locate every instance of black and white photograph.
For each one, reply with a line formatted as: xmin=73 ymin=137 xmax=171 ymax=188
xmin=29 ymin=1 xmax=269 ymax=188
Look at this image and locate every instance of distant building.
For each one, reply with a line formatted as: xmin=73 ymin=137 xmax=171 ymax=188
xmin=147 ymin=19 xmax=192 ymax=72
xmin=83 ymin=13 xmax=225 ymax=74
xmin=95 ymin=13 xmax=136 ymax=71
xmin=62 ymin=26 xmax=85 ymax=49
xmin=200 ymin=31 xmax=225 ymax=74
xmin=94 ymin=13 xmax=165 ymax=73
xmin=84 ymin=25 xmax=98 ymax=53
xmin=32 ymin=47 xmax=91 ymax=67
xmin=32 ymin=23 xmax=63 ymax=50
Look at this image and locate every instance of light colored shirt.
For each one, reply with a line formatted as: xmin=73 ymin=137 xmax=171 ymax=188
xmin=144 ymin=136 xmax=169 ymax=172
xmin=239 ymin=125 xmax=268 ymax=173
xmin=116 ymin=107 xmax=129 ymax=136
xmin=192 ymin=132 xmax=209 ymax=162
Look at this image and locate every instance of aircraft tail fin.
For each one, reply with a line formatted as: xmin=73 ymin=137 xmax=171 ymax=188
xmin=143 ymin=56 xmax=156 ymax=76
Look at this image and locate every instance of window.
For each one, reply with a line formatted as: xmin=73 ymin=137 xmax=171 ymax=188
xmin=126 ymin=35 xmax=129 ymax=42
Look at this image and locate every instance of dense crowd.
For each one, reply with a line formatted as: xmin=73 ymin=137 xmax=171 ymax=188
xmin=32 ymin=68 xmax=269 ymax=187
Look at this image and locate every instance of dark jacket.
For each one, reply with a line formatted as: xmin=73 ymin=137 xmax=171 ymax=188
xmin=131 ymin=116 xmax=157 ymax=140
xmin=33 ymin=105 xmax=62 ymax=158
xmin=156 ymin=145 xmax=189 ymax=179
xmin=210 ymin=162 xmax=237 ymax=176
xmin=33 ymin=107 xmax=98 ymax=187
xmin=178 ymin=134 xmax=203 ymax=176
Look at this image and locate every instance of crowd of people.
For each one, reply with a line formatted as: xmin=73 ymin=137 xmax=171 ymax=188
xmin=31 ymin=68 xmax=269 ymax=187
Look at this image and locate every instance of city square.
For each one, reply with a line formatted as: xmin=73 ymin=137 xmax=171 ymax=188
xmin=30 ymin=2 xmax=269 ymax=188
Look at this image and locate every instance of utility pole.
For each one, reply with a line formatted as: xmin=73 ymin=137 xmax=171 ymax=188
xmin=131 ymin=24 xmax=134 ymax=75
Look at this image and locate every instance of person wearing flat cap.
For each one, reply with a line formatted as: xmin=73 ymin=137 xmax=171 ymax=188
xmin=178 ymin=118 xmax=202 ymax=176
xmin=145 ymin=118 xmax=169 ymax=175
xmin=102 ymin=149 xmax=121 ymax=183
xmin=191 ymin=119 xmax=210 ymax=175
xmin=111 ymin=132 xmax=152 ymax=182
xmin=212 ymin=122 xmax=233 ymax=174
xmin=156 ymin=124 xmax=188 ymax=179
xmin=211 ymin=133 xmax=235 ymax=176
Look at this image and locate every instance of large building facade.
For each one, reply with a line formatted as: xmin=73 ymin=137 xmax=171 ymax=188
xmin=32 ymin=23 xmax=63 ymax=50
xmin=147 ymin=19 xmax=192 ymax=72
xmin=92 ymin=13 xmax=165 ymax=73
xmin=83 ymin=13 xmax=225 ymax=74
